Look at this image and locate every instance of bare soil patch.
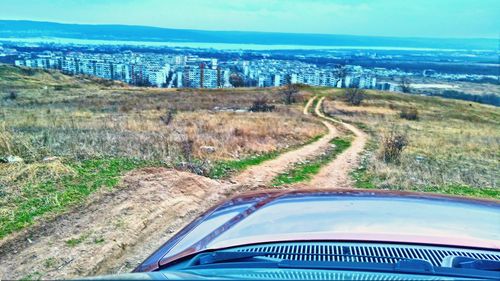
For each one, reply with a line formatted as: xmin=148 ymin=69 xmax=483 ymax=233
xmin=0 ymin=168 xmax=231 ymax=279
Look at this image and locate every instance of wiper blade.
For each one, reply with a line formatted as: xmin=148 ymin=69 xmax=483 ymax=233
xmin=278 ymin=259 xmax=499 ymax=279
xmin=192 ymin=250 xmax=410 ymax=265
xmin=187 ymin=250 xmax=500 ymax=279
xmin=197 ymin=251 xmax=278 ymax=265
xmin=442 ymin=256 xmax=500 ymax=271
xmin=279 ymin=259 xmax=434 ymax=273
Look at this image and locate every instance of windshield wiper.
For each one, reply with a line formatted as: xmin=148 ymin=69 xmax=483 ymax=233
xmin=192 ymin=250 xmax=411 ymax=265
xmin=443 ymin=256 xmax=500 ymax=271
xmin=184 ymin=250 xmax=500 ymax=279
xmin=197 ymin=251 xmax=279 ymax=265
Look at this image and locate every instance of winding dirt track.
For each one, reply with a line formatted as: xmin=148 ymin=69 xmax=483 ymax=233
xmin=304 ymin=97 xmax=368 ymax=188
xmin=232 ymin=98 xmax=338 ymax=187
xmin=0 ymin=95 xmax=367 ymax=279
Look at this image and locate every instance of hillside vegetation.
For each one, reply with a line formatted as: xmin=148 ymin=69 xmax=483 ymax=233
xmin=0 ymin=65 xmax=324 ymax=239
xmin=1 ymin=64 xmax=498 ymax=243
xmin=322 ymin=89 xmax=499 ymax=197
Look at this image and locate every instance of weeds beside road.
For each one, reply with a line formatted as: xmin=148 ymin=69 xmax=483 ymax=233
xmin=321 ymin=89 xmax=499 ymax=198
xmin=0 ymin=158 xmax=153 ymax=239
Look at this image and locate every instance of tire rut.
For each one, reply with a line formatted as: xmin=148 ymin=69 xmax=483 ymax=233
xmin=230 ymin=96 xmax=338 ymax=188
xmin=304 ymin=96 xmax=368 ymax=188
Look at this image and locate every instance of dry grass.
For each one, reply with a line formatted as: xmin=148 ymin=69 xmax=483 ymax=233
xmin=0 ymin=64 xmax=323 ymax=186
xmin=323 ymin=89 xmax=499 ymax=191
xmin=0 ymin=65 xmax=325 ymax=239
xmin=1 ymin=107 xmax=322 ymax=162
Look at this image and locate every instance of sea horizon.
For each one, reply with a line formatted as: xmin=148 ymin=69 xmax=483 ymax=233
xmin=0 ymin=36 xmax=491 ymax=52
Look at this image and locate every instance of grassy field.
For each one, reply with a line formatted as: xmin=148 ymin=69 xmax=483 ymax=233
xmin=1 ymin=64 xmax=498 ymax=240
xmin=0 ymin=158 xmax=152 ymax=239
xmin=321 ymin=89 xmax=499 ymax=198
xmin=0 ymin=65 xmax=324 ymax=239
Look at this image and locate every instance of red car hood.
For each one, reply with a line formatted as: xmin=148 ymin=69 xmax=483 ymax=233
xmin=136 ymin=189 xmax=500 ymax=271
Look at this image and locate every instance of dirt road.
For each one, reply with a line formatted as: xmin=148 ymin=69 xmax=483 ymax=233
xmin=232 ymin=114 xmax=338 ymax=188
xmin=0 ymin=95 xmax=367 ymax=279
xmin=305 ymin=96 xmax=368 ymax=188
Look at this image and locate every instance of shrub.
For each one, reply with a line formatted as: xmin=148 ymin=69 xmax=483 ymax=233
xmin=400 ymin=107 xmax=419 ymax=120
xmin=249 ymin=96 xmax=275 ymax=112
xmin=344 ymin=88 xmax=365 ymax=106
xmin=160 ymin=109 xmax=176 ymax=126
xmin=291 ymin=83 xmax=310 ymax=89
xmin=379 ymin=129 xmax=408 ymax=163
xmin=4 ymin=91 xmax=18 ymax=100
xmin=180 ymin=138 xmax=194 ymax=162
xmin=21 ymin=68 xmax=37 ymax=76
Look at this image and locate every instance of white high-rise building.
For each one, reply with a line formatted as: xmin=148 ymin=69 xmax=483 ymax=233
xmin=273 ymin=74 xmax=281 ymax=87
xmin=210 ymin=58 xmax=218 ymax=69
xmin=370 ymin=77 xmax=377 ymax=88
xmin=223 ymin=70 xmax=231 ymax=88
xmin=344 ymin=76 xmax=352 ymax=88
xmin=176 ymin=71 xmax=183 ymax=87
xmin=258 ymin=76 xmax=265 ymax=87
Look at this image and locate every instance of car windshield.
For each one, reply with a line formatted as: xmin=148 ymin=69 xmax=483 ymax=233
xmin=1 ymin=0 xmax=499 ymax=280
xmin=208 ymin=196 xmax=500 ymax=249
xmin=162 ymin=194 xmax=499 ymax=260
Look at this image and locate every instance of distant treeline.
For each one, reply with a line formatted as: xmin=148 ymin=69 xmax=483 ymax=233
xmin=297 ymin=57 xmax=499 ymax=76
xmin=432 ymin=90 xmax=500 ymax=106
xmin=1 ymin=20 xmax=498 ymax=50
xmin=458 ymin=78 xmax=499 ymax=85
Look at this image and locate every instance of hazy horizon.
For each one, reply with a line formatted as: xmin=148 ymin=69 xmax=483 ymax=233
xmin=2 ymin=19 xmax=498 ymax=41
xmin=1 ymin=0 xmax=499 ymax=39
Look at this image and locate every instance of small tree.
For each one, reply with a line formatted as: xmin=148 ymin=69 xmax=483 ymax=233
xmin=229 ymin=73 xmax=244 ymax=87
xmin=335 ymin=64 xmax=349 ymax=81
xmin=344 ymin=87 xmax=365 ymax=106
xmin=281 ymin=83 xmax=300 ymax=105
xmin=399 ymin=77 xmax=412 ymax=93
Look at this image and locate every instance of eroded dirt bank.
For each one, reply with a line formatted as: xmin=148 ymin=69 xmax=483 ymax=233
xmin=0 ymin=169 xmax=230 ymax=279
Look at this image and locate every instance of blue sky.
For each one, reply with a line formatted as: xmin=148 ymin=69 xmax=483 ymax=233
xmin=1 ymin=0 xmax=499 ymax=38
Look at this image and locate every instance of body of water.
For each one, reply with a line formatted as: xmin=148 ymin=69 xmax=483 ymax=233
xmin=0 ymin=37 xmax=476 ymax=52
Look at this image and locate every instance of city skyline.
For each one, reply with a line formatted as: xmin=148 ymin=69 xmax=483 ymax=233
xmin=8 ymin=42 xmax=497 ymax=91
xmin=1 ymin=0 xmax=499 ymax=39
